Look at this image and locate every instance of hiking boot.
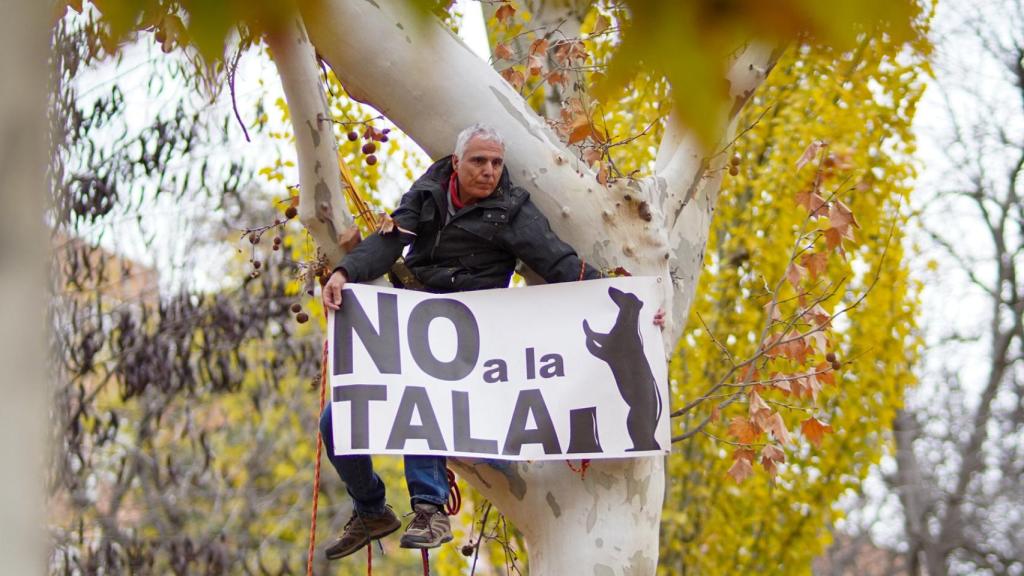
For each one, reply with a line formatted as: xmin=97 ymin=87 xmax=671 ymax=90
xmin=324 ymin=506 xmax=401 ymax=560
xmin=399 ymin=503 xmax=453 ymax=549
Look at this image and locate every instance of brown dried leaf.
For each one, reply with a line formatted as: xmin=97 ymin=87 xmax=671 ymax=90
xmin=805 ymin=330 xmax=828 ymax=354
xmin=495 ymin=3 xmax=516 ymax=24
xmin=796 ymin=139 xmax=825 ymax=170
xmin=770 ymin=372 xmax=792 ymax=394
xmin=494 ymin=42 xmax=514 ymax=61
xmin=727 ymin=454 xmax=754 ymax=484
xmin=808 ymin=304 xmax=832 ymax=327
xmin=500 ymin=66 xmax=526 ymax=91
xmin=765 ymin=412 xmax=793 ymax=445
xmin=829 ymin=199 xmax=860 ymax=230
xmin=801 ymin=252 xmax=828 ymax=279
xmin=763 ymin=299 xmax=782 ymax=322
xmin=529 ymin=38 xmax=550 ymax=56
xmin=592 ymin=14 xmax=610 ymax=35
xmin=596 ymin=161 xmax=609 ymax=186
xmin=568 ymin=114 xmax=598 ymax=145
xmin=582 ymin=147 xmax=602 ymax=167
xmin=528 ymin=53 xmax=546 ymax=76
xmin=801 ymin=417 xmax=833 ymax=447
xmin=815 ymin=363 xmax=836 ymax=386
xmin=805 ymin=371 xmax=822 ymax=401
xmin=727 ymin=416 xmax=761 ymax=444
xmin=786 ymin=262 xmax=807 ymax=288
xmin=545 ymin=70 xmax=568 ymax=87
xmin=761 ymin=443 xmax=786 ymax=464
xmin=377 ymin=212 xmax=396 ymax=234
xmin=749 ymin=391 xmax=772 ymax=428
xmin=795 ymin=189 xmax=827 ymax=215
xmin=338 ymin=228 xmax=361 ymax=252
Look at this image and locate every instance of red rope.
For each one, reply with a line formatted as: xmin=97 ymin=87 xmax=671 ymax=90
xmin=421 ymin=549 xmax=430 ymax=575
xmin=367 ymin=541 xmax=372 ymax=575
xmin=445 ymin=468 xmax=461 ymax=516
xmin=306 ymin=340 xmax=329 ymax=576
xmin=565 ymin=459 xmax=591 ymax=479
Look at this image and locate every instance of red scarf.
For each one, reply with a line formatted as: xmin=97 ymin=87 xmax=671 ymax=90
xmin=448 ymin=172 xmax=464 ymax=210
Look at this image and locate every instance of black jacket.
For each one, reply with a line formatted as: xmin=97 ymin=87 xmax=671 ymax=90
xmin=336 ymin=156 xmax=600 ymax=293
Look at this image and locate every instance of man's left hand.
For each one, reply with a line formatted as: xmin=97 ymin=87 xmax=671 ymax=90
xmin=654 ymin=308 xmax=666 ymax=330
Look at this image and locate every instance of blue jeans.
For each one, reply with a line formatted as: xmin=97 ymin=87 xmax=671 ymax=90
xmin=319 ymin=402 xmax=448 ymax=514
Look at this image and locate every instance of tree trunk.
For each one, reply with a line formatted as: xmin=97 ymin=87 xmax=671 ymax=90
xmin=281 ymin=1 xmax=779 ymax=572
xmin=0 ymin=1 xmax=50 ymax=574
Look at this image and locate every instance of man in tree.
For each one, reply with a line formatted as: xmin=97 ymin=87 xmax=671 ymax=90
xmin=319 ymin=123 xmax=612 ymax=560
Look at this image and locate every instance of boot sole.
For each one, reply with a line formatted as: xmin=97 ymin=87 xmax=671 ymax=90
xmin=399 ymin=533 xmax=454 ymax=549
xmin=324 ymin=521 xmax=402 ymax=560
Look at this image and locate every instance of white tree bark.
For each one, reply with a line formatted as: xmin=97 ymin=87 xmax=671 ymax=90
xmin=281 ymin=1 xmax=780 ymax=572
xmin=0 ymin=1 xmax=50 ymax=574
xmin=266 ymin=20 xmax=357 ymax=266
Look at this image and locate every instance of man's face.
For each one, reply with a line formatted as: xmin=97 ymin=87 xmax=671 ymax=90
xmin=452 ymin=137 xmax=504 ymax=203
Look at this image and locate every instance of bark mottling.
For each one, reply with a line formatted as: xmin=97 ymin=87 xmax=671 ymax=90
xmin=545 ymin=491 xmax=561 ymax=518
xmin=306 ymin=119 xmax=320 ymax=148
xmin=489 ymin=86 xmax=549 ymax=147
xmin=627 ymin=550 xmax=656 ymax=575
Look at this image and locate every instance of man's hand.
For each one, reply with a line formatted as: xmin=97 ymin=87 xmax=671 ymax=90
xmin=653 ymin=308 xmax=666 ymax=330
xmin=323 ymin=269 xmax=348 ymax=311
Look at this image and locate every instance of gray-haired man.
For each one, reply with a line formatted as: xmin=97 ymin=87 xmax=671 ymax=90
xmin=319 ymin=124 xmax=662 ymax=560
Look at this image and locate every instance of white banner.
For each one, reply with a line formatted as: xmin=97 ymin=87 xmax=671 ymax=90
xmin=327 ymin=277 xmax=669 ymax=461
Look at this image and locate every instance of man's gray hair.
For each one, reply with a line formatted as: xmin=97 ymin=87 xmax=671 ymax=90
xmin=454 ymin=124 xmax=505 ymax=159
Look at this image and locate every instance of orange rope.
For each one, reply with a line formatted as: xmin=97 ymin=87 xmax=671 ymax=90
xmin=306 ymin=340 xmax=330 ymax=576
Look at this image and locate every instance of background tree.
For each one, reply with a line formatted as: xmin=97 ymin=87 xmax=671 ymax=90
xmin=44 ymin=0 xmax=929 ymax=574
xmin=885 ymin=0 xmax=1024 ymax=573
xmin=2 ymin=1 xmax=51 ymax=575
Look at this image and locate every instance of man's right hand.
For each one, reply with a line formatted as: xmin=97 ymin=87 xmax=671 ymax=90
xmin=323 ymin=269 xmax=348 ymax=311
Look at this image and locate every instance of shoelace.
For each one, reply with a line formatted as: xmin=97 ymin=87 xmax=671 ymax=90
xmin=406 ymin=508 xmax=437 ymax=537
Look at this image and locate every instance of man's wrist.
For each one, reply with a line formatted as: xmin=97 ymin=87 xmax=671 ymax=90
xmin=332 ymin=267 xmax=349 ymax=282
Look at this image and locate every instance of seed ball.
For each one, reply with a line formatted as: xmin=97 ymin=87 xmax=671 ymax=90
xmin=731 ymin=153 xmax=741 ymax=166
xmin=253 ymin=260 xmax=262 ymax=269
xmin=380 ymin=135 xmax=389 ymax=143
xmin=272 ymin=245 xmax=280 ymax=251
xmin=366 ymin=154 xmax=378 ymax=166
xmin=825 ymin=352 xmax=837 ymax=363
xmin=296 ymin=312 xmax=310 ymax=324
xmin=290 ymin=303 xmax=302 ymax=313
xmin=285 ymin=206 xmax=298 ymax=219
xmin=831 ymin=360 xmax=841 ymax=371
xmin=249 ymin=234 xmax=259 ymax=244
xmin=273 ymin=236 xmax=282 ymax=244
xmin=728 ymin=165 xmax=739 ymax=176
xmin=250 ymin=270 xmax=260 ymax=278
xmin=362 ymin=142 xmax=376 ymax=154
xmin=383 ymin=128 xmax=391 ymax=134
xmin=347 ymin=131 xmax=358 ymax=141
xmin=461 ymin=545 xmax=474 ymax=557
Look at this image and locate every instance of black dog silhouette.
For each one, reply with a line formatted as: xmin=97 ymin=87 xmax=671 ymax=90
xmin=582 ymin=287 xmax=662 ymax=451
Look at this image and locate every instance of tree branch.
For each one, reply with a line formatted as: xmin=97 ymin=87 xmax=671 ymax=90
xmin=266 ymin=17 xmax=356 ymax=266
